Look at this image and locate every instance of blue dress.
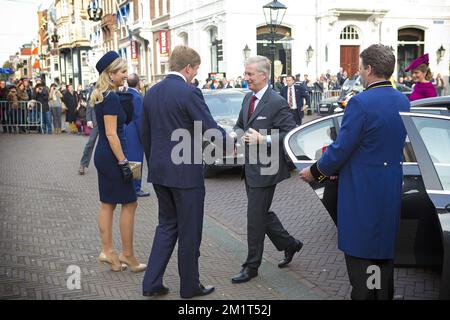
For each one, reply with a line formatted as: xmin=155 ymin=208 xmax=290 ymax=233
xmin=94 ymin=91 xmax=137 ymax=204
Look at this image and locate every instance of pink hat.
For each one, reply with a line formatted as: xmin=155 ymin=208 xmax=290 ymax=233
xmin=405 ymin=53 xmax=429 ymax=72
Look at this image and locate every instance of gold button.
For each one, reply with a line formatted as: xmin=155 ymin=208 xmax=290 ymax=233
xmin=384 ymin=162 xmax=387 ymax=166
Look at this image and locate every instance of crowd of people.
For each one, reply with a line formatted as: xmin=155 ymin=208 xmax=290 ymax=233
xmin=0 ymin=79 xmax=94 ymax=135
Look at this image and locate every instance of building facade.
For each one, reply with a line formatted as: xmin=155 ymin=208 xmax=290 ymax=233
xmin=55 ymin=0 xmax=93 ymax=87
xmin=169 ymin=0 xmax=450 ymax=86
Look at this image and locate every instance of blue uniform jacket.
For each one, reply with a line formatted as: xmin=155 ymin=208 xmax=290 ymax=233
xmin=141 ymin=74 xmax=227 ymax=189
xmin=317 ymin=84 xmax=410 ymax=259
xmin=124 ymin=88 xmax=144 ymax=163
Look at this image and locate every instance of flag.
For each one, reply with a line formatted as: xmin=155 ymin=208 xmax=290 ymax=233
xmin=33 ymin=60 xmax=40 ymax=69
xmin=32 ymin=47 xmax=38 ymax=55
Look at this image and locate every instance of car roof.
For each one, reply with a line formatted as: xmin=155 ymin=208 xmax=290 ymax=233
xmin=410 ymin=96 xmax=450 ymax=108
xmin=202 ymin=88 xmax=250 ymax=96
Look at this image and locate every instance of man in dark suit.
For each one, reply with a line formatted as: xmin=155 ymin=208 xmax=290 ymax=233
xmin=124 ymin=73 xmax=149 ymax=197
xmin=230 ymin=56 xmax=303 ymax=284
xmin=141 ymin=46 xmax=231 ymax=299
xmin=280 ymin=75 xmax=311 ymax=125
xmin=79 ymin=83 xmax=98 ymax=175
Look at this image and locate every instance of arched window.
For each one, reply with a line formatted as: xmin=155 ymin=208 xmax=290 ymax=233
xmin=340 ymin=26 xmax=359 ymax=40
xmin=256 ymin=25 xmax=292 ymax=76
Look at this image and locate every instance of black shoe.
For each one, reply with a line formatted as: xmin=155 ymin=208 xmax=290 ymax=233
xmin=231 ymin=266 xmax=258 ymax=284
xmin=143 ymin=285 xmax=170 ymax=297
xmin=181 ymin=284 xmax=215 ymax=299
xmin=136 ymin=190 xmax=150 ymax=197
xmin=278 ymin=239 xmax=303 ymax=268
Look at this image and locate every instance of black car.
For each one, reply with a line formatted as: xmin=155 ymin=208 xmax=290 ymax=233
xmin=202 ymin=89 xmax=248 ymax=177
xmin=318 ymin=78 xmax=413 ymax=116
xmin=284 ymin=98 xmax=450 ymax=299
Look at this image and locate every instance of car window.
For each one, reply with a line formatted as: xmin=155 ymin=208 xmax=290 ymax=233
xmin=412 ymin=116 xmax=450 ymax=190
xmin=204 ymin=94 xmax=244 ymax=120
xmin=337 ymin=114 xmax=417 ymax=163
xmin=289 ymin=119 xmax=337 ymax=160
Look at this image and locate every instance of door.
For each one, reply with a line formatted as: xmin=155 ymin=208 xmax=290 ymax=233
xmin=400 ymin=112 xmax=450 ymax=299
xmin=340 ymin=46 xmax=360 ymax=79
xmin=284 ymin=112 xmax=444 ymax=268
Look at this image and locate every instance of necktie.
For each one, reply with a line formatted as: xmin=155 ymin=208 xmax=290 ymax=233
xmin=248 ymin=95 xmax=257 ymax=119
xmin=288 ymin=87 xmax=293 ymax=109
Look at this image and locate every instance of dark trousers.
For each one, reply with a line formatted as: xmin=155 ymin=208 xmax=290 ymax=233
xmin=345 ymin=254 xmax=394 ymax=300
xmin=290 ymin=109 xmax=303 ymax=126
xmin=80 ymin=126 xmax=99 ymax=168
xmin=143 ymin=184 xmax=205 ymax=298
xmin=244 ymin=182 xmax=295 ymax=269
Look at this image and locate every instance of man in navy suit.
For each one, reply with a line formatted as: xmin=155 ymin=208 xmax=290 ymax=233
xmin=300 ymin=44 xmax=410 ymax=300
xmin=141 ymin=46 xmax=231 ymax=299
xmin=125 ymin=74 xmax=149 ymax=197
xmin=280 ymin=75 xmax=311 ymax=125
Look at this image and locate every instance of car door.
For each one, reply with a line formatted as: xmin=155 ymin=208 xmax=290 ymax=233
xmin=284 ymin=113 xmax=442 ymax=267
xmin=400 ymin=112 xmax=450 ymax=300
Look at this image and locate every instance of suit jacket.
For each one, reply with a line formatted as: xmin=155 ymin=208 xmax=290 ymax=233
xmin=317 ymin=84 xmax=410 ymax=259
xmin=141 ymin=74 xmax=228 ymax=189
xmin=280 ymin=84 xmax=311 ymax=119
xmin=234 ymin=88 xmax=296 ymax=188
xmin=125 ymin=88 xmax=144 ymax=161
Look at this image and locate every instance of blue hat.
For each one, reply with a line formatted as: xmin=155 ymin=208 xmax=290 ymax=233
xmin=96 ymin=51 xmax=120 ymax=74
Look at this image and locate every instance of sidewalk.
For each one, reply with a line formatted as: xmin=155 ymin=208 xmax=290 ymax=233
xmin=0 ymin=134 xmax=320 ymax=300
xmin=0 ymin=133 xmax=441 ymax=300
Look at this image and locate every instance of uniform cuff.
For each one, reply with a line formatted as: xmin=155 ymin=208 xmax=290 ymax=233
xmin=310 ymin=162 xmax=328 ymax=183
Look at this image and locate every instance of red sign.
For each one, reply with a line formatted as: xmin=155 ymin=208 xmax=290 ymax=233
xmin=130 ymin=40 xmax=139 ymax=62
xmin=159 ymin=30 xmax=169 ymax=57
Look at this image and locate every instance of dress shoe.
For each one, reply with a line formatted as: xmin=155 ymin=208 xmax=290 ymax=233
xmin=278 ymin=239 xmax=303 ymax=268
xmin=118 ymin=254 xmax=147 ymax=273
xmin=181 ymin=284 xmax=215 ymax=299
xmin=136 ymin=190 xmax=150 ymax=197
xmin=143 ymin=285 xmax=170 ymax=297
xmin=98 ymin=252 xmax=127 ymax=272
xmin=231 ymin=267 xmax=258 ymax=284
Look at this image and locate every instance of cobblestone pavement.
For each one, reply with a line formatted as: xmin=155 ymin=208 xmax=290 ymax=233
xmin=0 ymin=128 xmax=441 ymax=300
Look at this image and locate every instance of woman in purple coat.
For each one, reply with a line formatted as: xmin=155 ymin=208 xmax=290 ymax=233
xmin=406 ymin=53 xmax=437 ymax=101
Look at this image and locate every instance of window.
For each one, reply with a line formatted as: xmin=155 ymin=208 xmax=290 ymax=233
xmin=289 ymin=119 xmax=337 ymax=161
xmin=412 ymin=116 xmax=450 ymax=190
xmin=23 ymin=60 xmax=28 ymax=66
xmin=340 ymin=26 xmax=359 ymax=40
xmin=23 ymin=68 xmax=28 ymax=76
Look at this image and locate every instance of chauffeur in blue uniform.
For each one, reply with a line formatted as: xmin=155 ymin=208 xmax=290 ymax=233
xmin=300 ymin=44 xmax=410 ymax=300
xmin=141 ymin=46 xmax=231 ymax=299
xmin=124 ymin=73 xmax=149 ymax=197
xmin=280 ymin=75 xmax=311 ymax=125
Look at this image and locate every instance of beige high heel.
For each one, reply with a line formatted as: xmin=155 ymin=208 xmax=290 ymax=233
xmin=98 ymin=252 xmax=127 ymax=272
xmin=118 ymin=254 xmax=147 ymax=273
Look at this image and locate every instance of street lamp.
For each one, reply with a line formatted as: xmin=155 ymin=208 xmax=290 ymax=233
xmin=437 ymin=45 xmax=446 ymax=62
xmin=87 ymin=0 xmax=103 ymax=22
xmin=306 ymin=45 xmax=314 ymax=65
xmin=263 ymin=0 xmax=287 ymax=86
xmin=243 ymin=44 xmax=251 ymax=64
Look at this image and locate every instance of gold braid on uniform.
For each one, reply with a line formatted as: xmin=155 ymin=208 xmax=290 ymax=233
xmin=310 ymin=162 xmax=328 ymax=183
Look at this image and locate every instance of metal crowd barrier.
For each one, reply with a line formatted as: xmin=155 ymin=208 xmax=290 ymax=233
xmin=0 ymin=100 xmax=43 ymax=134
xmin=308 ymin=90 xmax=341 ymax=114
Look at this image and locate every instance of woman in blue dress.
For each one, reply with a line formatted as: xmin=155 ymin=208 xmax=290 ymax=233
xmin=90 ymin=51 xmax=146 ymax=273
